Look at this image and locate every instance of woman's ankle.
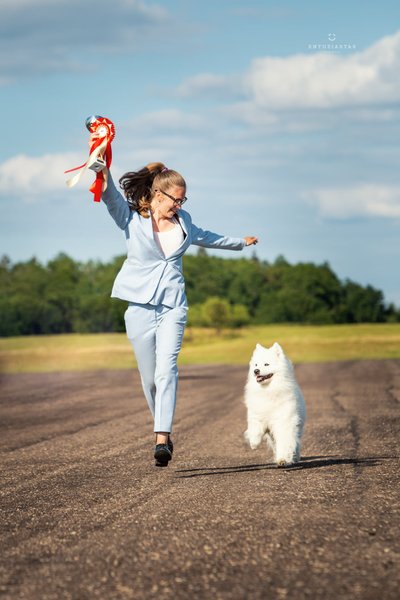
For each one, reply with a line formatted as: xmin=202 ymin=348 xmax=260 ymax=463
xmin=155 ymin=432 xmax=169 ymax=445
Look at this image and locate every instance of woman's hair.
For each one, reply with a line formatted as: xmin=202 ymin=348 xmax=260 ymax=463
xmin=119 ymin=162 xmax=186 ymax=217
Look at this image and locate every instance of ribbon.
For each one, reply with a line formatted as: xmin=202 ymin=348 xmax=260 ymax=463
xmin=65 ymin=115 xmax=115 ymax=202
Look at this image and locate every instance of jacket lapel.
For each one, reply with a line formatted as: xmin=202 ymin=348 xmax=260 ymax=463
xmin=177 ymin=211 xmax=188 ymax=239
xmin=137 ymin=212 xmax=165 ymax=258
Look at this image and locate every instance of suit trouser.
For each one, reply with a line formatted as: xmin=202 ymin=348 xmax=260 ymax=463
xmin=124 ymin=302 xmax=188 ymax=433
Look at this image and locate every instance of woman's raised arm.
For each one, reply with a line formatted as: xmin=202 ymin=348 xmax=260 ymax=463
xmin=101 ymin=170 xmax=131 ymax=230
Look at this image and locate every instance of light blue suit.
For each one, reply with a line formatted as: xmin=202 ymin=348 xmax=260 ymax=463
xmin=102 ymin=175 xmax=246 ymax=432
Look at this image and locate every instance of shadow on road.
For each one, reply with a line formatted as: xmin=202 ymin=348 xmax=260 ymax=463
xmin=175 ymin=455 xmax=395 ymax=478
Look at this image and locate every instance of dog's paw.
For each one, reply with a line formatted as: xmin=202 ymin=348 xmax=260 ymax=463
xmin=276 ymin=458 xmax=293 ymax=468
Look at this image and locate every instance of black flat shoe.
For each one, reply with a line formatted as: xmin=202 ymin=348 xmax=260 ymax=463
xmin=154 ymin=443 xmax=172 ymax=467
xmin=167 ymin=437 xmax=174 ymax=455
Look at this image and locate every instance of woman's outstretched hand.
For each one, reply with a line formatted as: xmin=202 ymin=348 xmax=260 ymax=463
xmin=244 ymin=236 xmax=258 ymax=246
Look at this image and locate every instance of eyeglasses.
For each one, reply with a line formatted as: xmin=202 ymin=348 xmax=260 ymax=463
xmin=159 ymin=189 xmax=187 ymax=207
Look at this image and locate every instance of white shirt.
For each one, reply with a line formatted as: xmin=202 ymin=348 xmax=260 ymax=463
xmin=153 ymin=218 xmax=184 ymax=258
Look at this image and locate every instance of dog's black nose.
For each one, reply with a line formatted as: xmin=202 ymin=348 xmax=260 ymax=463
xmin=254 ymin=369 xmax=260 ymax=375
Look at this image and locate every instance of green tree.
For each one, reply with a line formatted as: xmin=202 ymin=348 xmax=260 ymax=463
xmin=46 ymin=253 xmax=81 ymax=333
xmin=342 ymin=281 xmax=386 ymax=323
xmin=201 ymin=297 xmax=231 ymax=333
xmin=230 ymin=303 xmax=250 ymax=327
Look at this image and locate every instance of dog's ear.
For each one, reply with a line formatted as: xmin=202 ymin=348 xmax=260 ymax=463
xmin=256 ymin=343 xmax=265 ymax=351
xmin=272 ymin=342 xmax=283 ymax=356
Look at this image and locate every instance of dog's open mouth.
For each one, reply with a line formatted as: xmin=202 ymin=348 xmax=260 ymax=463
xmin=256 ymin=373 xmax=273 ymax=383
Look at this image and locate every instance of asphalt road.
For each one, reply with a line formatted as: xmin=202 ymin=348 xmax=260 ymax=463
xmin=1 ymin=360 xmax=399 ymax=600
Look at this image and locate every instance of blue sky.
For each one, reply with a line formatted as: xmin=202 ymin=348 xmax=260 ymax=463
xmin=1 ymin=0 xmax=400 ymax=305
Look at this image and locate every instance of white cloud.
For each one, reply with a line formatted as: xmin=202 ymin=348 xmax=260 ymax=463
xmin=307 ymin=184 xmax=400 ymax=219
xmin=246 ymin=30 xmax=400 ymax=110
xmin=0 ymin=152 xmax=93 ymax=199
xmin=175 ymin=30 xmax=400 ymax=114
xmin=0 ymin=0 xmax=168 ymax=81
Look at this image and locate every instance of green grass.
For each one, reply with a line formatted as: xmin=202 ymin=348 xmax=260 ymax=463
xmin=1 ymin=324 xmax=400 ymax=374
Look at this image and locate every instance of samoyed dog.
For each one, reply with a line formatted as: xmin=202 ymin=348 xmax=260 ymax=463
xmin=244 ymin=342 xmax=306 ymax=467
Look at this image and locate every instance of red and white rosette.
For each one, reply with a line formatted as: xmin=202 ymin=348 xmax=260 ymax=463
xmin=65 ymin=115 xmax=115 ymax=202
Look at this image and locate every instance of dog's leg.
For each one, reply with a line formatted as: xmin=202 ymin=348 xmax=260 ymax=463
xmin=293 ymin=419 xmax=305 ymax=462
xmin=273 ymin=424 xmax=299 ymax=467
xmin=244 ymin=419 xmax=264 ymax=450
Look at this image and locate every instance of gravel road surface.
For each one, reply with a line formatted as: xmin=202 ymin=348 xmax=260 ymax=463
xmin=1 ymin=360 xmax=399 ymax=600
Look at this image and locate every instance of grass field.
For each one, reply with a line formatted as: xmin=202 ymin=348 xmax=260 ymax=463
xmin=1 ymin=324 xmax=399 ymax=374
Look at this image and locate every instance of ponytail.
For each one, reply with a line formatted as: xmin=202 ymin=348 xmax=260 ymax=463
xmin=119 ymin=162 xmax=186 ymax=217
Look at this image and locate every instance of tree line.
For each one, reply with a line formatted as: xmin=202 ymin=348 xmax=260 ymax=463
xmin=0 ymin=252 xmax=398 ymax=337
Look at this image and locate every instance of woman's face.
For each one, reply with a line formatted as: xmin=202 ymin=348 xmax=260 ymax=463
xmin=154 ymin=185 xmax=187 ymax=218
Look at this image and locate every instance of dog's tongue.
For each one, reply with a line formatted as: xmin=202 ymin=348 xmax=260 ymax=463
xmin=257 ymin=373 xmax=273 ymax=382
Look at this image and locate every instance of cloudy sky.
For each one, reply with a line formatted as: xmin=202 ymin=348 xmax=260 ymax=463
xmin=1 ymin=0 xmax=400 ymax=305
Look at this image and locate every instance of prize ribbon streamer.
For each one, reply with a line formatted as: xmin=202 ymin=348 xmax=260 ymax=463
xmin=65 ymin=115 xmax=115 ymax=202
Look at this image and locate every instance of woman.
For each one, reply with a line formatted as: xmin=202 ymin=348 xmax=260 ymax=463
xmin=100 ymin=162 xmax=258 ymax=467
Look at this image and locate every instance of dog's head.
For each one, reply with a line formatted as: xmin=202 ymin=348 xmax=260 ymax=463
xmin=249 ymin=342 xmax=286 ymax=384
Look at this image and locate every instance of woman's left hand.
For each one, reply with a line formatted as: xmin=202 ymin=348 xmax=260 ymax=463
xmin=244 ymin=236 xmax=258 ymax=246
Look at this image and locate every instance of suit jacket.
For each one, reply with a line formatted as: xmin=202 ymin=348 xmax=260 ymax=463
xmin=102 ymin=175 xmax=246 ymax=307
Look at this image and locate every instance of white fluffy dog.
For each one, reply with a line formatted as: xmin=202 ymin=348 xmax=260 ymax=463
xmin=244 ymin=342 xmax=306 ymax=467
